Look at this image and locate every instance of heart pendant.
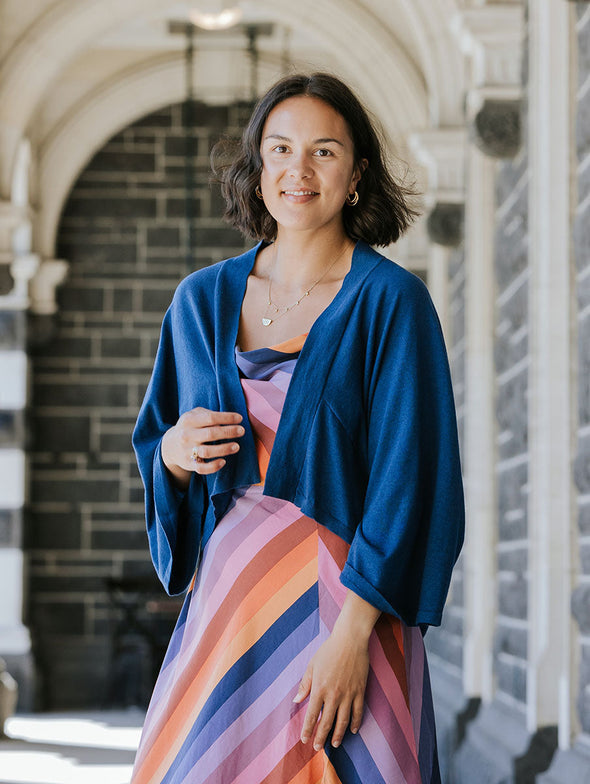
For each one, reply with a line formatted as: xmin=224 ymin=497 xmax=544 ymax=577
xmin=262 ymin=317 xmax=272 ymax=326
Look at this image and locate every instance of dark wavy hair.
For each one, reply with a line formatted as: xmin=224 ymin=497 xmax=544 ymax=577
xmin=211 ymin=72 xmax=420 ymax=246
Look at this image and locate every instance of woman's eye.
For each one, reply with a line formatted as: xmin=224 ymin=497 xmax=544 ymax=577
xmin=272 ymin=145 xmax=288 ymax=153
xmin=315 ymin=148 xmax=333 ymax=157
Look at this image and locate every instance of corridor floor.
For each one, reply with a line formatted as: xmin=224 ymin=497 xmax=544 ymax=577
xmin=0 ymin=710 xmax=143 ymax=784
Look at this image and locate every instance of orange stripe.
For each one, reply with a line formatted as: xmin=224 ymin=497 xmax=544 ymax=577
xmin=135 ymin=532 xmax=319 ymax=784
xmin=269 ymin=333 xmax=308 ymax=353
xmin=285 ymin=752 xmax=326 ymax=784
xmin=257 ymin=440 xmax=271 ymax=482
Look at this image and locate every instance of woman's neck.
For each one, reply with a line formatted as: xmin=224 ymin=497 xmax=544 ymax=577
xmin=269 ymin=228 xmax=354 ymax=289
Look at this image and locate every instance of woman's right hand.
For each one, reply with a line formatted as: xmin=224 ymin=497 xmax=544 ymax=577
xmin=161 ymin=407 xmax=245 ymax=488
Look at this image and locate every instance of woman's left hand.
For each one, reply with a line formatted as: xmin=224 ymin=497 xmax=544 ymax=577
xmin=293 ymin=591 xmax=381 ymax=750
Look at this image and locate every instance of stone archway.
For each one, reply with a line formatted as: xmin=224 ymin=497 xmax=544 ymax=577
xmin=27 ymin=99 xmax=246 ymax=709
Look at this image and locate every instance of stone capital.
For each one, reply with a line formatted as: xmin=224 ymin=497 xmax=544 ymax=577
xmin=408 ymin=128 xmax=466 ymax=207
xmin=451 ymin=5 xmax=525 ymax=96
xmin=471 ymin=99 xmax=522 ymax=159
xmin=426 ymin=202 xmax=464 ymax=248
xmin=29 ymin=258 xmax=69 ymax=315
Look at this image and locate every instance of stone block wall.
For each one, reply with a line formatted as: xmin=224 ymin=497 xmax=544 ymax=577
xmin=493 ymin=143 xmax=530 ymax=714
xmin=426 ymin=246 xmax=465 ymax=682
xmin=27 ymin=101 xmax=249 ymax=709
xmin=572 ymin=2 xmax=590 ymax=740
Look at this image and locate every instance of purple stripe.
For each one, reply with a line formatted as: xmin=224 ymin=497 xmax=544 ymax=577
xmin=405 ymin=625 xmax=425 ymax=748
xmin=197 ymin=688 xmax=308 ymax=784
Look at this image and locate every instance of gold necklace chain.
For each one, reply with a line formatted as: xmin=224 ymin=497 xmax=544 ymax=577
xmin=262 ymin=243 xmax=350 ymax=327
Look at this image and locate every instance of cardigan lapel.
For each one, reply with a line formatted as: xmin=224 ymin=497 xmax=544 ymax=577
xmin=208 ymin=239 xmax=383 ymax=503
xmin=264 ymin=241 xmax=382 ymax=499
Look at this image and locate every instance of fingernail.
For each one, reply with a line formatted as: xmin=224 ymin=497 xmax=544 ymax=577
xmin=292 ymin=694 xmax=301 ymax=703
xmin=332 ymin=740 xmax=340 ymax=748
xmin=301 ymin=735 xmax=308 ymax=744
xmin=351 ymin=727 xmax=358 ymax=734
xmin=231 ymin=443 xmax=239 ymax=451
xmin=237 ymin=426 xmax=245 ymax=435
xmin=314 ymin=743 xmax=322 ymax=752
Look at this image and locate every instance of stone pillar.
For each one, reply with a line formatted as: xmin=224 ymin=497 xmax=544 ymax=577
xmin=408 ymin=127 xmax=468 ymax=782
xmin=448 ymin=5 xmax=561 ymax=781
xmin=0 ymin=201 xmax=37 ymax=709
xmin=536 ymin=2 xmax=590 ymax=781
xmin=452 ymin=1 xmax=526 ymax=708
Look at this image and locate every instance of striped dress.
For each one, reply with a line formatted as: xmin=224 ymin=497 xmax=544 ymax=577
xmin=131 ymin=333 xmax=440 ymax=784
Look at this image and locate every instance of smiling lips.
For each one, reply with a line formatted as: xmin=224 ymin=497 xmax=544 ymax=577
xmin=281 ymin=189 xmax=319 ymax=202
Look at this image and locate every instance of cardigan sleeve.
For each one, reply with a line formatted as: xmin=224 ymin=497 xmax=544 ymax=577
xmin=339 ymin=277 xmax=465 ymax=627
xmin=132 ymin=302 xmax=209 ymax=595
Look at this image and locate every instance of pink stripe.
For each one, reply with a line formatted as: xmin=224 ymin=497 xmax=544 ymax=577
xmin=317 ymin=537 xmax=348 ymax=604
xmin=359 ymin=705 xmax=409 ymax=783
xmin=316 ymin=575 xmax=421 ymax=776
xmin=147 ymin=498 xmax=266 ymax=705
xmin=142 ymin=499 xmax=303 ymax=739
xmin=241 ymin=382 xmax=281 ymax=431
xmin=315 ymin=540 xmax=418 ymax=758
xmin=369 ymin=632 xmax=418 ymax=759
xmin=188 ymin=639 xmax=318 ymax=783
xmin=364 ymin=671 xmax=421 ymax=781
xmin=226 ymin=697 xmax=307 ymax=784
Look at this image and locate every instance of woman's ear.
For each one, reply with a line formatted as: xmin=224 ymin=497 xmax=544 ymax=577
xmin=352 ymin=158 xmax=369 ymax=189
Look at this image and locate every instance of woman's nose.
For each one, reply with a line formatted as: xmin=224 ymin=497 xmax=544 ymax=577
xmin=288 ymin=153 xmax=313 ymax=178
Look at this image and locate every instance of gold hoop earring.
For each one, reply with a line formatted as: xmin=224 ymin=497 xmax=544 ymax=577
xmin=255 ymin=185 xmax=263 ymax=200
xmin=346 ymin=191 xmax=359 ymax=206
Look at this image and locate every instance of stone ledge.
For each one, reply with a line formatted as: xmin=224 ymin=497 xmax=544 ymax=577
xmin=537 ymin=740 xmax=590 ymax=784
xmin=429 ymin=660 xmax=479 ymax=783
xmin=453 ymin=699 xmax=557 ymax=783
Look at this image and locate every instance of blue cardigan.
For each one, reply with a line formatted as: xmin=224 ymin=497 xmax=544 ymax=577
xmin=132 ymin=240 xmax=465 ymax=627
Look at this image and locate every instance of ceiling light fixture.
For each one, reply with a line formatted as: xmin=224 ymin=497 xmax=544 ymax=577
xmin=188 ymin=5 xmax=243 ymax=30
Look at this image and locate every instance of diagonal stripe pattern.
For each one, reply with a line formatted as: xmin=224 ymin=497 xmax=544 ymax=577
xmin=131 ymin=333 xmax=440 ymax=784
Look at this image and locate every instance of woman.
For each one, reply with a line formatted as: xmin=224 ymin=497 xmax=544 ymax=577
xmin=131 ymin=72 xmax=464 ymax=784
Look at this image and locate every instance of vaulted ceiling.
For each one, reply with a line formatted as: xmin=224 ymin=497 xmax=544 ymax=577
xmin=0 ymin=0 xmax=466 ymax=256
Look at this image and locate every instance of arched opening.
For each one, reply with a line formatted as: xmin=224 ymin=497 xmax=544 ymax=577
xmin=28 ymin=100 xmax=247 ymax=709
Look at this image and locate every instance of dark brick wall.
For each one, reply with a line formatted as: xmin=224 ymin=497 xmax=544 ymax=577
xmin=27 ymin=101 xmax=250 ymax=709
xmin=572 ymin=3 xmax=590 ymax=738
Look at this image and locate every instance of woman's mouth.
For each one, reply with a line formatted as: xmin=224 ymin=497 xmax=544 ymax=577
xmin=281 ymin=189 xmax=319 ymax=202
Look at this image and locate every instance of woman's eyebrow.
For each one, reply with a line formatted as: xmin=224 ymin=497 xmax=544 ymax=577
xmin=263 ymin=134 xmax=344 ymax=147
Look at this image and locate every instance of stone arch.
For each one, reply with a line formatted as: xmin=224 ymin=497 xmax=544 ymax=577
xmin=29 ymin=98 xmax=250 ymax=709
xmin=36 ymin=40 xmax=426 ymax=257
xmin=0 ymin=0 xmax=463 ymax=199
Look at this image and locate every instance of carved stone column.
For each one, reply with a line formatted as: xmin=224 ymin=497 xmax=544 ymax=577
xmin=0 ymin=201 xmax=38 ymax=709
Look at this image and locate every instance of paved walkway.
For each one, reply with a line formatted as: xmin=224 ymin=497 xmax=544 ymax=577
xmin=0 ymin=710 xmax=144 ymax=784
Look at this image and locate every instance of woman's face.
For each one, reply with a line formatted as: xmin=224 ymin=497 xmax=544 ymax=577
xmin=258 ymin=95 xmax=363 ymax=237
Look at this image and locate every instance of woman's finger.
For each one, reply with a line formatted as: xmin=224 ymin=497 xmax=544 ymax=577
xmin=311 ymin=700 xmax=338 ymax=751
xmin=293 ymin=667 xmax=312 ymax=705
xmin=192 ymin=441 xmax=240 ymax=461
xmin=331 ymin=702 xmax=352 ymax=748
xmin=188 ymin=408 xmax=243 ymax=428
xmin=350 ymin=693 xmax=364 ymax=734
xmin=192 ymin=457 xmax=227 ymax=475
xmin=300 ymin=693 xmax=323 ymax=745
xmin=197 ymin=424 xmax=245 ymax=444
